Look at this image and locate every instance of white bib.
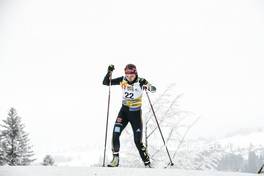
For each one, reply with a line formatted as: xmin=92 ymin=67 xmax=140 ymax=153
xmin=120 ymin=79 xmax=143 ymax=108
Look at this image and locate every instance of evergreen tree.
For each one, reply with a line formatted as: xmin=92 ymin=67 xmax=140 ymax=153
xmin=42 ymin=155 xmax=55 ymax=166
xmin=0 ymin=130 xmax=6 ymax=165
xmin=0 ymin=108 xmax=35 ymax=165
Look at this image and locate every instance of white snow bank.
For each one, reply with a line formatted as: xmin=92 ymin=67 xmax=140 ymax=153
xmin=0 ymin=167 xmax=259 ymax=176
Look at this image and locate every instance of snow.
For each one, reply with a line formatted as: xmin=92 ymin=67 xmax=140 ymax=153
xmin=217 ymin=129 xmax=264 ymax=149
xmin=0 ymin=167 xmax=259 ymax=176
xmin=30 ymin=128 xmax=264 ymax=169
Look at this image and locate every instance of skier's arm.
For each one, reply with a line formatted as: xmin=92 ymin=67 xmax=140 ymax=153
xmin=102 ymin=73 xmax=123 ymax=86
xmin=140 ymin=78 xmax=156 ymax=93
xmin=102 ymin=64 xmax=123 ymax=86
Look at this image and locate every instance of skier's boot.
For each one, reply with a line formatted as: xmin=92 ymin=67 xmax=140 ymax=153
xmin=144 ymin=161 xmax=152 ymax=168
xmin=139 ymin=145 xmax=151 ymax=168
xmin=107 ymin=153 xmax=119 ymax=167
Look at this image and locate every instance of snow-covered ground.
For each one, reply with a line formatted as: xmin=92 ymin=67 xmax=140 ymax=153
xmin=30 ymin=128 xmax=264 ymax=169
xmin=0 ymin=167 xmax=259 ymax=176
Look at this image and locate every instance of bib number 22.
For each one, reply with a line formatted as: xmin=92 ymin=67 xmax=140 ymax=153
xmin=125 ymin=92 xmax=134 ymax=99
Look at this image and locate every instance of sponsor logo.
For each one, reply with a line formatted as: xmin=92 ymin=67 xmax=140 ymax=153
xmin=120 ymin=81 xmax=128 ymax=89
xmin=116 ymin=117 xmax=123 ymax=123
xmin=127 ymin=85 xmax=134 ymax=91
xmin=114 ymin=126 xmax=121 ymax=133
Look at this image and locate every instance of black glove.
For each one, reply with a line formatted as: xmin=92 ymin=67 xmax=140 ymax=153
xmin=108 ymin=64 xmax=115 ymax=72
xmin=143 ymin=85 xmax=156 ymax=93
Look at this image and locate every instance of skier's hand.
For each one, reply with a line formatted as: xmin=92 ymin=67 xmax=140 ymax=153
xmin=108 ymin=64 xmax=115 ymax=72
xmin=142 ymin=85 xmax=148 ymax=91
xmin=143 ymin=84 xmax=156 ymax=93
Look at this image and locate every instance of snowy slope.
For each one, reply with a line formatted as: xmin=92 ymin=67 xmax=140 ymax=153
xmin=0 ymin=167 xmax=259 ymax=176
xmin=30 ymin=128 xmax=264 ymax=169
xmin=188 ymin=128 xmax=264 ymax=149
xmin=216 ymin=128 xmax=264 ymax=148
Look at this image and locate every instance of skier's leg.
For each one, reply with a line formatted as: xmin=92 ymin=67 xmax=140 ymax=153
xmin=111 ymin=106 xmax=128 ymax=153
xmin=111 ymin=115 xmax=128 ymax=154
xmin=108 ymin=107 xmax=128 ymax=167
xmin=129 ymin=110 xmax=150 ymax=166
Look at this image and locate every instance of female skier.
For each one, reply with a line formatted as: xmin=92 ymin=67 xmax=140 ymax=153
xmin=103 ymin=64 xmax=156 ymax=167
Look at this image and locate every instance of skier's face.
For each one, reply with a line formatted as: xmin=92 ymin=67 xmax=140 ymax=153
xmin=125 ymin=73 xmax=136 ymax=82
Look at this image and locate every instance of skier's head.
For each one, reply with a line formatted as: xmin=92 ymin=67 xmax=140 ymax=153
xmin=124 ymin=64 xmax=137 ymax=82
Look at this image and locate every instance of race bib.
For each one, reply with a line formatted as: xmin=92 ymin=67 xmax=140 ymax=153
xmin=120 ymin=80 xmax=143 ymax=108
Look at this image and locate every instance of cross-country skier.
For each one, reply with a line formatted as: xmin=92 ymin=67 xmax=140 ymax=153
xmin=103 ymin=64 xmax=156 ymax=168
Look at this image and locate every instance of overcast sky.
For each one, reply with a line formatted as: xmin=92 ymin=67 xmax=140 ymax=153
xmin=1 ymin=0 xmax=264 ymax=159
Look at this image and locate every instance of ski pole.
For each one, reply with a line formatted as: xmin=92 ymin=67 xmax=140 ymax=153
xmin=258 ymin=163 xmax=264 ymax=174
xmin=145 ymin=90 xmax=174 ymax=166
xmin=103 ymin=73 xmax=112 ymax=167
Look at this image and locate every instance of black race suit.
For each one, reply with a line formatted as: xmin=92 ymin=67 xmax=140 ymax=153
xmin=103 ymin=72 xmax=151 ymax=165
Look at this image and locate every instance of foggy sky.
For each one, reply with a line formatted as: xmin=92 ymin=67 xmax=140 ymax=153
xmin=1 ymin=0 xmax=264 ymax=158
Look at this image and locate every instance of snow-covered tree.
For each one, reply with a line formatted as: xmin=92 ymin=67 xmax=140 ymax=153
xmin=217 ymin=153 xmax=244 ymax=171
xmin=0 ymin=130 xmax=6 ymax=165
xmin=145 ymin=85 xmax=199 ymax=167
xmin=42 ymin=155 xmax=55 ymax=166
xmin=0 ymin=108 xmax=35 ymax=165
xmin=121 ymin=84 xmax=200 ymax=168
xmin=247 ymin=151 xmax=258 ymax=173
